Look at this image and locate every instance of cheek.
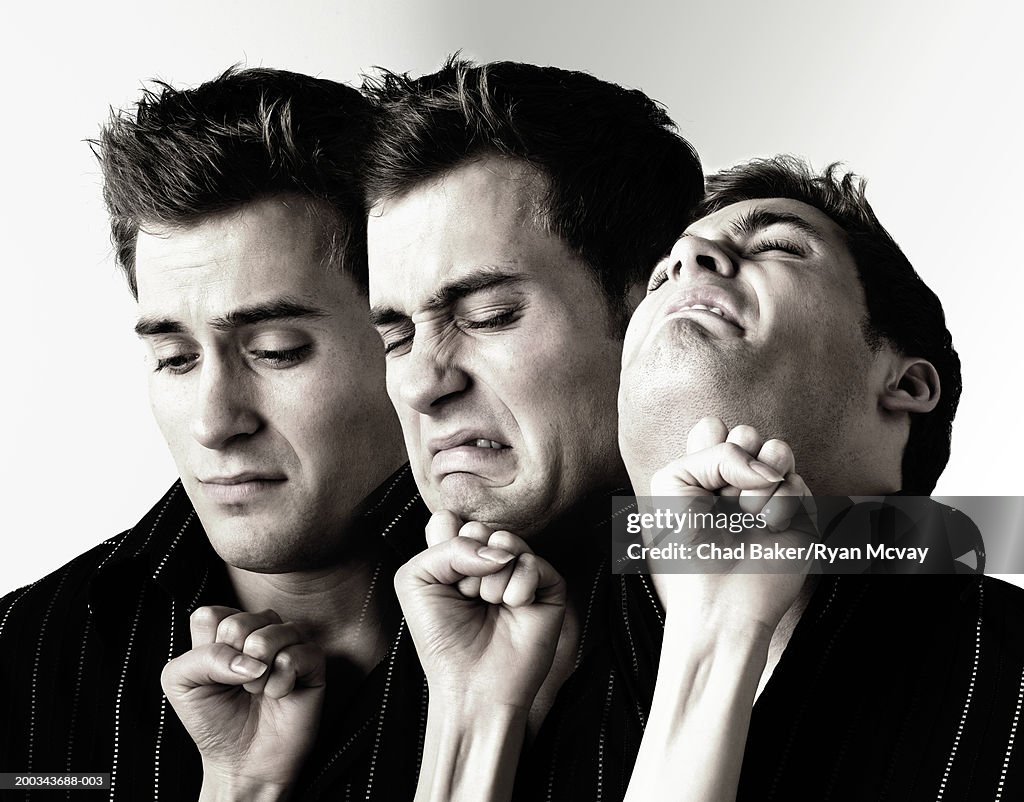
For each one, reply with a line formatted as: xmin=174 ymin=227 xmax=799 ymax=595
xmin=622 ymin=298 xmax=657 ymax=356
xmin=147 ymin=379 xmax=189 ymax=440
xmin=501 ymin=329 xmax=622 ymax=432
xmin=384 ymin=366 xmax=404 ymax=406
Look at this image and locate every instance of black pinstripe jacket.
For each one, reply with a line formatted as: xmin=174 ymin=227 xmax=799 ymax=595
xmin=3 ymin=474 xmax=1022 ymax=801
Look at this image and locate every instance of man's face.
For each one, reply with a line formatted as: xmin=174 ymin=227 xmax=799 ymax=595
xmin=620 ymin=198 xmax=883 ymax=493
xmin=367 ymin=156 xmax=627 ymax=536
xmin=135 ymin=197 xmax=402 ymax=572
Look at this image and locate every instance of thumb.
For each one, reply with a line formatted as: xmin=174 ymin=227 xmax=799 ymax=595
xmin=161 ymin=643 xmax=268 ymax=696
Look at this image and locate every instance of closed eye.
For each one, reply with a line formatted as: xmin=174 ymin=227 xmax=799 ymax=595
xmin=460 ymin=308 xmax=520 ymax=330
xmin=249 ymin=344 xmax=313 ymax=366
xmin=383 ymin=333 xmax=413 ymax=356
xmin=748 ymin=238 xmax=806 ymax=257
xmin=647 ymin=262 xmax=669 ymax=293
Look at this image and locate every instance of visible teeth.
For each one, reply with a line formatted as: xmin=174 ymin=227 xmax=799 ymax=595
xmin=473 ymin=439 xmax=504 ymax=449
xmin=682 ymin=304 xmax=726 ymax=318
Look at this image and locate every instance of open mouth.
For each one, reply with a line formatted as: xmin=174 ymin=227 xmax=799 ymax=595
xmin=464 ymin=438 xmax=509 ymax=450
xmin=430 ymin=434 xmax=514 ymax=479
xmin=665 ymin=289 xmax=744 ymax=332
xmin=676 ymin=303 xmax=728 ymax=319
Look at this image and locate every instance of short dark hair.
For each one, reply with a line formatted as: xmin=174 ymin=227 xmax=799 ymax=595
xmin=93 ymin=66 xmax=373 ymax=297
xmin=361 ymin=57 xmax=703 ymax=332
xmin=697 ymin=155 xmax=961 ymax=494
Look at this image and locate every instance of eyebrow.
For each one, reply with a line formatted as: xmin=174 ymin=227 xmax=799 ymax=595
xmin=369 ymin=268 xmax=526 ymax=327
xmin=727 ymin=207 xmax=825 ymax=243
xmin=135 ymin=298 xmax=328 ymax=337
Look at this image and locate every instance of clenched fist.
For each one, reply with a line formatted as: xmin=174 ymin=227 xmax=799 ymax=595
xmin=161 ymin=606 xmax=325 ymax=800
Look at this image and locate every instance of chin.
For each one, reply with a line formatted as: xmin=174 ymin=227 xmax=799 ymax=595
xmin=436 ymin=486 xmax=539 ymax=537
xmin=202 ymin=518 xmax=332 ymax=573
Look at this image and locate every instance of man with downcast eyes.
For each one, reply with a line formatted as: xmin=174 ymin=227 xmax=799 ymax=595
xmin=0 ymin=68 xmax=435 ymax=800
xmin=617 ymin=157 xmax=1024 ymax=800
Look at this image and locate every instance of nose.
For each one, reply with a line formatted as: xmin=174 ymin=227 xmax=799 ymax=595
xmin=190 ymin=360 xmax=261 ymax=449
xmin=661 ymin=234 xmax=738 ymax=284
xmin=396 ymin=339 xmax=470 ymax=415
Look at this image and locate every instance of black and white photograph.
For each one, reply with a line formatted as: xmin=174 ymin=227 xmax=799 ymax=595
xmin=2 ymin=0 xmax=1022 ymax=799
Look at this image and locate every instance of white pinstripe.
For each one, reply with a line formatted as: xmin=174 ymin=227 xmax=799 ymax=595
xmin=936 ymin=580 xmax=984 ymax=801
xmin=0 ymin=580 xmax=40 ymax=640
xmin=152 ymin=596 xmax=177 ymax=801
xmin=994 ymin=661 xmax=1024 ymax=801
xmin=65 ymin=614 xmax=93 ymax=768
xmin=108 ymin=587 xmax=148 ymax=801
xmin=151 ymin=510 xmax=195 ymax=581
xmin=364 ymin=619 xmax=407 ymax=799
xmin=595 ymin=668 xmax=616 ymax=801
xmin=575 ymin=555 xmax=608 ymax=669
xmin=27 ymin=571 xmax=70 ymax=770
xmin=134 ymin=484 xmax=181 ymax=557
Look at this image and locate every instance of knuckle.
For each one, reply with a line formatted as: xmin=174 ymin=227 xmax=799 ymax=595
xmin=243 ymin=633 xmax=271 ymax=658
xmin=190 ymin=606 xmax=218 ymax=627
xmin=761 ymin=438 xmax=792 ymax=457
xmin=394 ymin=562 xmax=413 ymax=587
xmin=459 ymin=521 xmax=492 ymax=540
xmin=159 ymin=660 xmax=177 ymax=690
xmin=651 ymin=464 xmax=675 ymax=483
xmin=721 ymin=442 xmax=747 ymax=462
xmin=488 ymin=530 xmax=524 ymax=553
xmin=274 ymin=650 xmax=296 ymax=672
xmin=431 ymin=510 xmax=460 ymax=526
xmin=216 ymin=618 xmax=245 ymax=644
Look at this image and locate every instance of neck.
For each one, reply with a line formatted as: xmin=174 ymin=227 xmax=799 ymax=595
xmin=226 ymin=550 xmax=396 ymax=674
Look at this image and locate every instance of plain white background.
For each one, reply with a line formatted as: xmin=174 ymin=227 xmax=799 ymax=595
xmin=1 ymin=0 xmax=1021 ymax=593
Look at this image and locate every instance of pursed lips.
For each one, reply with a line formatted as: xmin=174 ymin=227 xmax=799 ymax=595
xmin=196 ymin=472 xmax=287 ymax=504
xmin=198 ymin=471 xmax=286 ymax=484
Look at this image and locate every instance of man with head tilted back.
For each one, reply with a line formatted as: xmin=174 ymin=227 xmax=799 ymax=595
xmin=616 ymin=157 xmax=1024 ymax=801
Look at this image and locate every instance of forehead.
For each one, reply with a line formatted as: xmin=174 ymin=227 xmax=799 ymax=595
xmin=135 ymin=197 xmax=349 ymax=315
xmin=366 ymin=156 xmax=585 ymax=307
xmin=687 ymin=197 xmax=850 ymax=251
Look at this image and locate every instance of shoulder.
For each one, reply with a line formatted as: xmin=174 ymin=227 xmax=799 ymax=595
xmin=981 ymin=574 xmax=1024 ymax=606
xmin=979 ymin=575 xmax=1024 ymax=653
xmin=0 ymin=531 xmax=132 ymax=640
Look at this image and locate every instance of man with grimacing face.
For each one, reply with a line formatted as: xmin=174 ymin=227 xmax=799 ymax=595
xmin=617 ymin=157 xmax=1024 ymax=801
xmin=361 ymin=59 xmax=703 ymax=800
xmin=0 ymin=68 xmax=434 ymax=801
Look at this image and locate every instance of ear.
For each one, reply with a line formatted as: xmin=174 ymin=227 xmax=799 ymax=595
xmin=880 ymin=357 xmax=941 ymax=414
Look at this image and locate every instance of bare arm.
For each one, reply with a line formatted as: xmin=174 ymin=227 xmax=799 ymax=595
xmin=395 ymin=514 xmax=566 ymax=802
xmin=625 ymin=418 xmax=814 ymax=802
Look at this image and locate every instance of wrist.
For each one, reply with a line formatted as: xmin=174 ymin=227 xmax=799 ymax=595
xmin=199 ymin=765 xmax=292 ymax=802
xmin=662 ymin=590 xmax=777 ymax=651
xmin=426 ymin=673 xmax=540 ymax=719
xmin=427 ymin=687 xmax=532 ymax=727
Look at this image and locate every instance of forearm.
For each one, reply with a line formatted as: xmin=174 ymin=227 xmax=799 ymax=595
xmin=415 ymin=694 xmax=529 ymax=802
xmin=625 ymin=609 xmax=771 ymax=802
